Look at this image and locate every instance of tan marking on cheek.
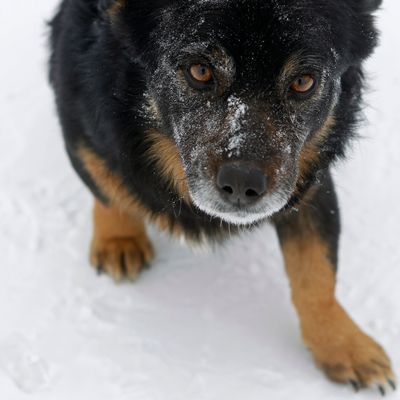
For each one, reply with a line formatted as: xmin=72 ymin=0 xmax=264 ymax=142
xmin=299 ymin=115 xmax=336 ymax=179
xmin=77 ymin=144 xmax=185 ymax=238
xmin=107 ymin=0 xmax=125 ymax=19
xmin=146 ymin=129 xmax=191 ymax=203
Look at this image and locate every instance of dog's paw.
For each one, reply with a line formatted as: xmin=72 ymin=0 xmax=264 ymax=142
xmin=312 ymin=331 xmax=396 ymax=395
xmin=90 ymin=235 xmax=154 ymax=282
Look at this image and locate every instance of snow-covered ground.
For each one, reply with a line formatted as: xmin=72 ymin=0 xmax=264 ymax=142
xmin=0 ymin=1 xmax=399 ymax=399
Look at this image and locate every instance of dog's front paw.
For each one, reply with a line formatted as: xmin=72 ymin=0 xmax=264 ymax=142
xmin=90 ymin=235 xmax=154 ymax=282
xmin=310 ymin=326 xmax=396 ymax=394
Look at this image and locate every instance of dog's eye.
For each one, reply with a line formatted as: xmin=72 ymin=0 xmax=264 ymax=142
xmin=184 ymin=64 xmax=214 ymax=90
xmin=189 ymin=64 xmax=213 ymax=82
xmin=290 ymin=75 xmax=316 ymax=96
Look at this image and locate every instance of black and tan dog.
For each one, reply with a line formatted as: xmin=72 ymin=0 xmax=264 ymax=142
xmin=49 ymin=0 xmax=396 ymax=393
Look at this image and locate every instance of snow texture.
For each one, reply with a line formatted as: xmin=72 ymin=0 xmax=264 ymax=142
xmin=227 ymin=96 xmax=248 ymax=157
xmin=0 ymin=1 xmax=399 ymax=399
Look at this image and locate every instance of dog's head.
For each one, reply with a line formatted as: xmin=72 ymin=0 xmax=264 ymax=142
xmin=108 ymin=0 xmax=381 ymax=225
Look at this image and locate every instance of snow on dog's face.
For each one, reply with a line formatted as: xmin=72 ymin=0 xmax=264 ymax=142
xmin=117 ymin=0 xmax=379 ymax=225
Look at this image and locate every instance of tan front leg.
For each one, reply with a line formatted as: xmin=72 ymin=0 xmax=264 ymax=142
xmin=275 ymin=172 xmax=395 ymax=394
xmin=90 ymin=199 xmax=154 ymax=282
xmin=282 ymin=235 xmax=395 ymax=393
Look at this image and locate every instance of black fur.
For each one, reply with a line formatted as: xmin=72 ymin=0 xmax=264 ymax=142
xmin=48 ymin=4 xmax=395 ymax=390
xmin=49 ymin=0 xmax=381 ymax=242
xmin=274 ymin=169 xmax=341 ymax=270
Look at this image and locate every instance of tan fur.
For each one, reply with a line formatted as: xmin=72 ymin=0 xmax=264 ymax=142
xmin=107 ymin=0 xmax=125 ymax=19
xmin=146 ymin=129 xmax=191 ymax=202
xmin=299 ymin=115 xmax=336 ymax=180
xmin=77 ymin=145 xmax=148 ymax=215
xmin=282 ymin=234 xmax=395 ymax=387
xmin=77 ymin=144 xmax=184 ymax=238
xmin=91 ymin=200 xmax=154 ymax=281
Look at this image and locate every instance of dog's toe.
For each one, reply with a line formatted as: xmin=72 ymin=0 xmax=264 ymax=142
xmin=90 ymin=236 xmax=154 ymax=282
xmin=315 ymin=333 xmax=396 ymax=394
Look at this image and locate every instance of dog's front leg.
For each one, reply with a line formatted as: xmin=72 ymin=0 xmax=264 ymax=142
xmin=273 ymin=170 xmax=395 ymax=393
xmin=90 ymin=200 xmax=154 ymax=282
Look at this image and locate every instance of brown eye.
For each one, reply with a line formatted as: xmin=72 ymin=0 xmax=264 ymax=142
xmin=290 ymin=75 xmax=316 ymax=94
xmin=189 ymin=64 xmax=213 ymax=83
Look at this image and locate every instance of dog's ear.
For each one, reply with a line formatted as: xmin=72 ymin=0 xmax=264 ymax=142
xmin=98 ymin=0 xmax=117 ymax=13
xmin=98 ymin=0 xmax=174 ymax=14
xmin=365 ymin=0 xmax=383 ymax=12
xmin=357 ymin=0 xmax=383 ymax=13
xmin=345 ymin=0 xmax=382 ymax=61
xmin=102 ymin=0 xmax=178 ymax=59
xmin=97 ymin=0 xmax=125 ymax=18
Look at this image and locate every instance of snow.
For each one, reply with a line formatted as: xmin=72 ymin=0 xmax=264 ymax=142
xmin=226 ymin=96 xmax=248 ymax=157
xmin=227 ymin=95 xmax=249 ymax=133
xmin=0 ymin=1 xmax=399 ymax=399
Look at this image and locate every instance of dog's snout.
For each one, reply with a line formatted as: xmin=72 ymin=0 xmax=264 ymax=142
xmin=216 ymin=162 xmax=267 ymax=206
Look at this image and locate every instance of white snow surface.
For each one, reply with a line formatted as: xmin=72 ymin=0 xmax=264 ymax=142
xmin=1 ymin=1 xmax=399 ymax=399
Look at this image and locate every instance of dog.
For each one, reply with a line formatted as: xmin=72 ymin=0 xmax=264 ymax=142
xmin=49 ymin=0 xmax=396 ymax=393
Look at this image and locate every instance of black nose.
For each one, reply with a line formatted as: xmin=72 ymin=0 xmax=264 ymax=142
xmin=216 ymin=162 xmax=267 ymax=206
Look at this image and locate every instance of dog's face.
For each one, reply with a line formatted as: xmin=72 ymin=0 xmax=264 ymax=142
xmin=117 ymin=0 xmax=379 ymax=225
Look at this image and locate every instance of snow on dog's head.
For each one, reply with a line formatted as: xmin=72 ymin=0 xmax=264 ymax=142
xmin=116 ymin=0 xmax=380 ymax=225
